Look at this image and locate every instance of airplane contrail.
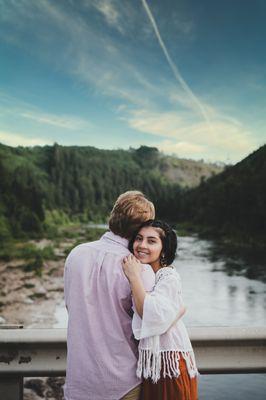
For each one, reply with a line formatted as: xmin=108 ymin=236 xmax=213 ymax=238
xmin=141 ymin=0 xmax=211 ymax=127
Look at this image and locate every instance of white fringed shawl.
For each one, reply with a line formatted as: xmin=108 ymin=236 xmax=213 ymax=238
xmin=132 ymin=266 xmax=198 ymax=383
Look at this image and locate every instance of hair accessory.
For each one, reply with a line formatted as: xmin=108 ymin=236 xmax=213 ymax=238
xmin=160 ymin=253 xmax=168 ymax=268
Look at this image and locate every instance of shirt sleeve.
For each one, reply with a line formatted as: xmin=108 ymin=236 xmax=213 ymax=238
xmin=134 ymin=269 xmax=184 ymax=339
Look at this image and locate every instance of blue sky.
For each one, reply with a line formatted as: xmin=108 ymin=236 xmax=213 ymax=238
xmin=0 ymin=0 xmax=265 ymax=163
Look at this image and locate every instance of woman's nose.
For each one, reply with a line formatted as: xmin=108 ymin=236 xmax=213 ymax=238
xmin=138 ymin=240 xmax=148 ymax=248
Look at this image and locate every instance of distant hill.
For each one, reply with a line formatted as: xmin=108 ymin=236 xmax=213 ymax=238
xmin=179 ymin=144 xmax=266 ymax=241
xmin=158 ymin=155 xmax=223 ymax=188
xmin=0 ymin=143 xmax=222 ymax=239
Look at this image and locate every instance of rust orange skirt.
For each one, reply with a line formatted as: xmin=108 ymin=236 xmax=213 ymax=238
xmin=140 ymin=355 xmax=198 ymax=400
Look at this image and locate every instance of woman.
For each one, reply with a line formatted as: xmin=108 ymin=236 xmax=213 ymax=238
xmin=122 ymin=220 xmax=198 ymax=400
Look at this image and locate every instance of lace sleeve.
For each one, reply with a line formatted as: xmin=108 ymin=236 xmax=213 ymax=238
xmin=134 ymin=267 xmax=184 ymax=339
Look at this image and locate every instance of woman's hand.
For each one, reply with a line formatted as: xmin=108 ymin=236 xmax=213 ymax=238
xmin=122 ymin=254 xmax=142 ymax=282
xmin=179 ymin=305 xmax=186 ymax=319
xmin=170 ymin=305 xmax=186 ymax=329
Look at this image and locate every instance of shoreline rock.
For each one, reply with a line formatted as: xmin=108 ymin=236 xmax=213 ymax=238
xmin=24 ymin=377 xmax=65 ymax=400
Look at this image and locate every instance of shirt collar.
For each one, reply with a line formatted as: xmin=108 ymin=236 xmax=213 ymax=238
xmin=101 ymin=231 xmax=129 ymax=248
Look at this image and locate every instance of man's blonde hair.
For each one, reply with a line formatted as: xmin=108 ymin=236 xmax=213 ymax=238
xmin=109 ymin=191 xmax=155 ymax=239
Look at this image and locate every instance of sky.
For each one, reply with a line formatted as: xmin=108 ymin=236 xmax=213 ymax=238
xmin=0 ymin=0 xmax=265 ymax=163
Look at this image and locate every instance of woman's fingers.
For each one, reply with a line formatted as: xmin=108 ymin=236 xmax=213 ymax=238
xmin=122 ymin=254 xmax=142 ymax=280
xmin=123 ymin=254 xmax=137 ymax=265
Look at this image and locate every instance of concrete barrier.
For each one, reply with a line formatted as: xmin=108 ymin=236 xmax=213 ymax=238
xmin=0 ymin=327 xmax=266 ymax=399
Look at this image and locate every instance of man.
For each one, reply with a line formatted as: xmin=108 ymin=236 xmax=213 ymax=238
xmin=64 ymin=191 xmax=155 ymax=400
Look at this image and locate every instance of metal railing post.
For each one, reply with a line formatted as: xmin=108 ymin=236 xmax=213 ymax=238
xmin=0 ymin=325 xmax=24 ymax=400
xmin=0 ymin=376 xmax=23 ymax=400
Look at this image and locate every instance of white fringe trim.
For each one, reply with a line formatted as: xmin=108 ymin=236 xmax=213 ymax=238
xmin=137 ymin=349 xmax=198 ymax=383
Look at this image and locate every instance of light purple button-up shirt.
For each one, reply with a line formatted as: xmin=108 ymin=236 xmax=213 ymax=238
xmin=64 ymin=231 xmax=141 ymax=400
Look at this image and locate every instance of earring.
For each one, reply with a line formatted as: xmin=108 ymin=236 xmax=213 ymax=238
xmin=160 ymin=253 xmax=167 ymax=267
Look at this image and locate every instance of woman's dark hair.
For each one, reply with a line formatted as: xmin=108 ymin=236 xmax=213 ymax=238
xmin=129 ymin=219 xmax=177 ymax=266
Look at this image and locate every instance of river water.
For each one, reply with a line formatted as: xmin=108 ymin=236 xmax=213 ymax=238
xmin=55 ymin=235 xmax=266 ymax=399
xmin=175 ymin=236 xmax=266 ymax=399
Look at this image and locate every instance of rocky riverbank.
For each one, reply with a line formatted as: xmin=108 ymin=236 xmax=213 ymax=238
xmin=0 ymin=239 xmax=72 ymax=400
xmin=0 ymin=248 xmax=67 ymax=328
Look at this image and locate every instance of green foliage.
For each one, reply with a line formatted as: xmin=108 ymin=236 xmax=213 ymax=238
xmin=0 ymin=145 xmax=45 ymax=238
xmin=178 ymin=144 xmax=266 ymax=242
xmin=40 ymin=245 xmax=56 ymax=259
xmin=43 ymin=209 xmax=71 ymax=237
xmin=0 ymin=241 xmax=16 ymax=261
xmin=1 ymin=141 xmax=265 ymax=248
xmin=0 ymin=215 xmax=11 ymax=241
xmin=0 ymin=143 xmax=185 ymax=239
xmin=132 ymin=145 xmax=159 ymax=168
xmin=0 ymin=241 xmax=56 ymax=262
xmin=23 ymin=253 xmax=43 ymax=276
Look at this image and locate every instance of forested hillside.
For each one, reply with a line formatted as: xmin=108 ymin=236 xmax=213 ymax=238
xmin=1 ymin=142 xmax=265 ymax=244
xmin=1 ymin=143 xmax=220 ymax=239
xmin=179 ymin=144 xmax=266 ymax=242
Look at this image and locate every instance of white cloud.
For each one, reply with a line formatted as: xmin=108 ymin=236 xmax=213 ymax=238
xmin=0 ymin=92 xmax=91 ymax=130
xmin=123 ymin=107 xmax=258 ymax=162
xmin=158 ymin=140 xmax=205 ymax=156
xmin=20 ymin=111 xmax=89 ymax=130
xmin=0 ymin=130 xmax=53 ymax=147
xmin=125 ymin=109 xmax=185 ymax=138
xmin=92 ymin=1 xmax=120 ymax=27
xmin=84 ymin=0 xmax=141 ymax=36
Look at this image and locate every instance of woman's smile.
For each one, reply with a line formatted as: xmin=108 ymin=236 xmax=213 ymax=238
xmin=136 ymin=249 xmax=150 ymax=256
xmin=135 ymin=250 xmax=150 ymax=261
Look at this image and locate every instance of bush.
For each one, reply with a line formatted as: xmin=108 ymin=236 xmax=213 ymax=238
xmin=23 ymin=254 xmax=43 ymax=276
xmin=0 ymin=241 xmax=56 ymax=261
xmin=0 ymin=215 xmax=11 ymax=241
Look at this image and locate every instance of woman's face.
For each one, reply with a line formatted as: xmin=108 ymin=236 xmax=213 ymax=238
xmin=133 ymin=226 xmax=163 ymax=271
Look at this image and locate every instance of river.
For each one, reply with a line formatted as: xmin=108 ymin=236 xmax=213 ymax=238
xmin=175 ymin=236 xmax=266 ymax=399
xmin=54 ymin=234 xmax=266 ymax=399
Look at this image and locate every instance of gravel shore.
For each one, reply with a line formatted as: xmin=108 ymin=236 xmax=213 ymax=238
xmin=0 ymin=240 xmax=70 ymax=400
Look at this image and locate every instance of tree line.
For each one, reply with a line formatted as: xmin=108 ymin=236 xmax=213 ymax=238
xmin=179 ymin=144 xmax=266 ymax=243
xmin=0 ymin=144 xmax=181 ymax=239
xmin=0 ymin=142 xmax=265 ymax=244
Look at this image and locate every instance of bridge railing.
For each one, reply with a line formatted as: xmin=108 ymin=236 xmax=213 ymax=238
xmin=1 ymin=326 xmax=266 ymax=400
